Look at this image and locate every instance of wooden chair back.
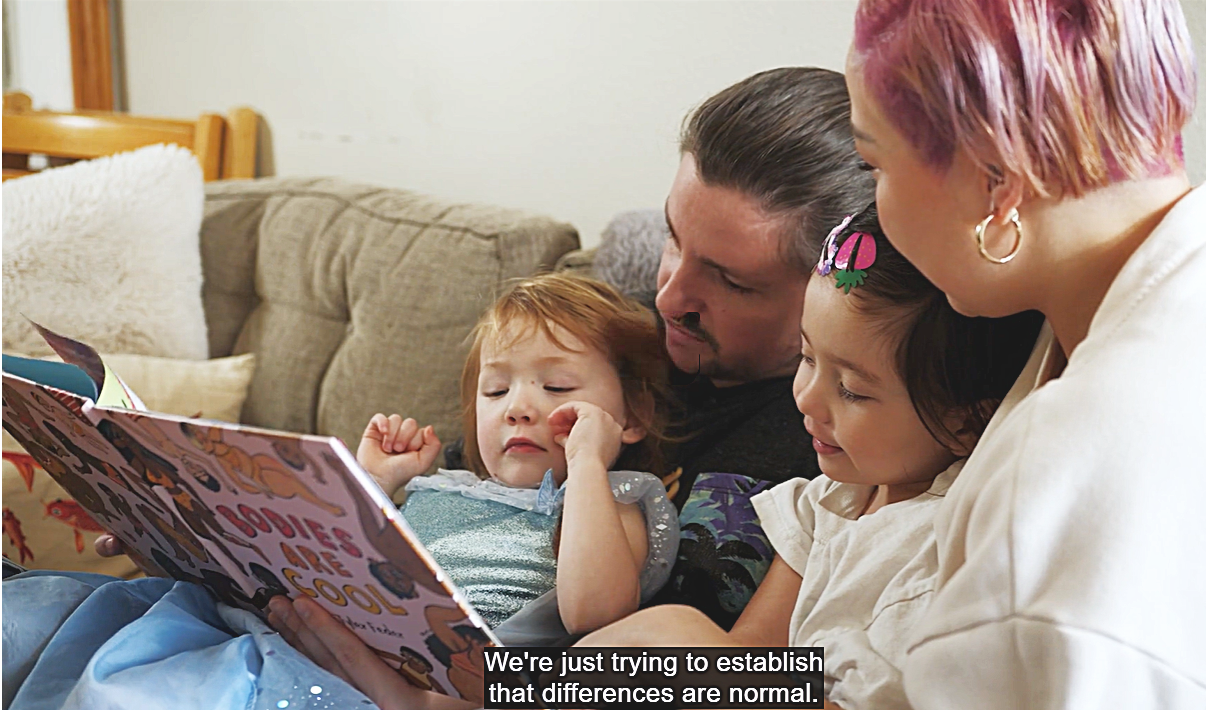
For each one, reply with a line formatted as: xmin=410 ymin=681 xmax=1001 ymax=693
xmin=2 ymin=93 xmax=258 ymax=182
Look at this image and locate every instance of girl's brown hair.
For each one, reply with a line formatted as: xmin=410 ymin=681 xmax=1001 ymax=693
xmin=460 ymin=273 xmax=669 ymax=479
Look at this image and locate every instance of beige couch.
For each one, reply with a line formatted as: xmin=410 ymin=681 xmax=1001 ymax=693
xmin=200 ymin=177 xmax=581 ymax=456
xmin=2 ymin=176 xmax=581 ymax=575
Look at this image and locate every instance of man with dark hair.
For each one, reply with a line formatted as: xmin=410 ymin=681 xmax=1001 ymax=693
xmin=261 ymin=68 xmax=875 ymax=698
xmin=639 ymin=67 xmax=874 ymax=628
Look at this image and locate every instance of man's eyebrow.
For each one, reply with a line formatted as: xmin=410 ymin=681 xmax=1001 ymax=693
xmin=800 ymin=327 xmax=882 ymax=386
xmin=664 ymin=202 xmax=679 ymax=246
xmin=665 ymin=202 xmax=760 ymax=285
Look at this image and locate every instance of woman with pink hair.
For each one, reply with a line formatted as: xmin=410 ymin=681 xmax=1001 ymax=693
xmin=845 ymin=1 xmax=1201 ymax=707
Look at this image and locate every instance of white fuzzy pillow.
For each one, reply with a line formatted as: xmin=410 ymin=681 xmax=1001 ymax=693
xmin=2 ymin=144 xmax=209 ymax=359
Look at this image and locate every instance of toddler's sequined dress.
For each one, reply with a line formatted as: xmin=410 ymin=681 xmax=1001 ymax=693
xmin=401 ymin=468 xmax=678 ymax=627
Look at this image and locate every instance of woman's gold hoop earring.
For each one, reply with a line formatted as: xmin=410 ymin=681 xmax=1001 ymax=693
xmin=975 ymin=209 xmax=1023 ymax=264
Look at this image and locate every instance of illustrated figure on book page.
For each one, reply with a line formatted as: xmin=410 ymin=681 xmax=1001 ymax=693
xmin=375 ymin=646 xmax=449 ymax=695
xmin=2 ymin=377 xmax=231 ymax=584
xmin=97 ymin=419 xmax=270 ymax=573
xmin=180 ymin=423 xmax=344 ymax=517
xmin=321 ymin=450 xmax=443 ymax=599
xmin=120 ymin=416 xmax=226 ymax=493
xmin=424 ymin=604 xmax=488 ymax=705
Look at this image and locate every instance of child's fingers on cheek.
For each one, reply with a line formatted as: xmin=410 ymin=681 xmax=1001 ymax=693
xmin=548 ymin=402 xmax=581 ymax=427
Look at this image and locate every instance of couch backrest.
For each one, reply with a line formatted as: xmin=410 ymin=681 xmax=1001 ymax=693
xmin=200 ymin=177 xmax=579 ymax=454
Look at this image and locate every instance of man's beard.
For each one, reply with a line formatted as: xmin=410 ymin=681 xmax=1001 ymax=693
xmin=673 ymin=312 xmax=719 ymax=352
xmin=665 ymin=312 xmax=783 ymax=385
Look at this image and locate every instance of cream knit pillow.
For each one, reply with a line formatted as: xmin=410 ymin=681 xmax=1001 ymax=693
xmin=2 ymin=144 xmax=209 ymax=359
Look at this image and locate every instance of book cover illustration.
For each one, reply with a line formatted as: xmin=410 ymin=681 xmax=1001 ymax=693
xmin=3 ymin=358 xmax=493 ymax=703
xmin=95 ymin=408 xmax=492 ymax=702
xmin=1 ymin=375 xmax=240 ymax=595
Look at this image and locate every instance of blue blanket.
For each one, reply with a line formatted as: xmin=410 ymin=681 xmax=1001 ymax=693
xmin=3 ymin=571 xmax=376 ymax=710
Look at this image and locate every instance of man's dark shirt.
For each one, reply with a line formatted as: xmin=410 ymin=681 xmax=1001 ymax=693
xmin=638 ymin=366 xmax=822 ymax=629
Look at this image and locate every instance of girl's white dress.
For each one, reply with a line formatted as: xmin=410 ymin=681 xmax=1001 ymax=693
xmin=752 ymin=461 xmax=963 ymax=710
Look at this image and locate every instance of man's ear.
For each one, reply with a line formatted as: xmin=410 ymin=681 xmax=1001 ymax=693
xmin=620 ymin=390 xmax=654 ymax=445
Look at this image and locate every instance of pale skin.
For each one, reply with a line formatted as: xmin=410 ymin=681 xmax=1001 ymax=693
xmin=657 ymin=153 xmax=808 ymax=386
xmin=243 ymin=174 xmax=818 ymax=708
xmin=567 ymin=55 xmax=1199 ymax=710
xmin=97 ymin=322 xmax=655 ymax=708
xmin=796 ymin=277 xmax=973 ymax=515
xmin=94 ymin=143 xmax=821 ymax=709
xmin=91 ymin=49 xmax=1195 ymax=710
xmin=91 ymin=158 xmax=815 ymax=710
xmin=356 ymin=322 xmax=650 ymax=635
xmin=356 ymin=402 xmax=650 ymax=635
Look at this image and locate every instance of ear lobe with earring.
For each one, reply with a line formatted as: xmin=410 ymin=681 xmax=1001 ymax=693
xmin=975 ymin=208 xmax=1023 ymax=264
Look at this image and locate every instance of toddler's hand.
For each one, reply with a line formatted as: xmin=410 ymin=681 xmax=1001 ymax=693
xmin=548 ymin=401 xmax=623 ymax=473
xmin=357 ymin=414 xmax=441 ymax=497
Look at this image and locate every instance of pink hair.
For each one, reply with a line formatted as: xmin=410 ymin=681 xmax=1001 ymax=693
xmin=853 ymin=0 xmax=1197 ymax=197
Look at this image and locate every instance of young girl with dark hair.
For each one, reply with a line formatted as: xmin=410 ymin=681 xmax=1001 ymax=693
xmin=574 ymin=204 xmax=1043 ymax=710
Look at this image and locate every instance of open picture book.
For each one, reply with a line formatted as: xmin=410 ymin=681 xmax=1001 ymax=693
xmin=1 ymin=327 xmax=494 ymax=703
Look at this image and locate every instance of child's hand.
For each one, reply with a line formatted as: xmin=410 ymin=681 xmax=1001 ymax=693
xmin=357 ymin=414 xmax=441 ymax=497
xmin=548 ymin=401 xmax=623 ymax=474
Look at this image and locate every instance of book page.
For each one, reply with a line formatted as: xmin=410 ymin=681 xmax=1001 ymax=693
xmin=0 ymin=374 xmax=241 ymax=596
xmin=28 ymin=321 xmax=145 ymax=411
xmin=95 ymin=409 xmax=494 ymax=702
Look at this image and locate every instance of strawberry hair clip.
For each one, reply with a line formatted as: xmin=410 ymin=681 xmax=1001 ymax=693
xmin=815 ymin=215 xmax=878 ymax=293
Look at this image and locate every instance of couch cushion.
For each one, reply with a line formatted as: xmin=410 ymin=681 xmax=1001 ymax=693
xmin=200 ymin=178 xmax=580 ymax=455
xmin=2 ymin=144 xmax=209 ymax=360
xmin=95 ymin=352 xmax=256 ymax=423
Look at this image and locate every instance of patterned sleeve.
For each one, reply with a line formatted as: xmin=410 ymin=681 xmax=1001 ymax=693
xmin=750 ymin=476 xmax=824 ymax=576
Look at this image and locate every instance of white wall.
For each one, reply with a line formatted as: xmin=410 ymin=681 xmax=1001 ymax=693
xmin=1184 ymin=0 xmax=1206 ymax=188
xmin=120 ymin=0 xmax=857 ymax=246
xmin=4 ymin=0 xmax=74 ymax=111
xmin=120 ymin=0 xmax=1205 ymax=247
